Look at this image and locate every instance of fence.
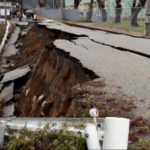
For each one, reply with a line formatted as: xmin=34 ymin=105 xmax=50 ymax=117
xmin=36 ymin=8 xmax=60 ymax=19
xmin=36 ymin=6 xmax=146 ymax=34
xmin=92 ymin=7 xmax=145 ymax=34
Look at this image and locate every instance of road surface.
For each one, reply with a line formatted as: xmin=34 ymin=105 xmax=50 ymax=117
xmin=37 ymin=21 xmax=150 ymax=117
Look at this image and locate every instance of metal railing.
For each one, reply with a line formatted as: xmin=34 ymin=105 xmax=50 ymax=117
xmin=0 ymin=109 xmax=130 ymax=150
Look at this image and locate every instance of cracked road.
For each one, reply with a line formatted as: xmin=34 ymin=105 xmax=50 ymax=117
xmin=38 ymin=21 xmax=150 ymax=117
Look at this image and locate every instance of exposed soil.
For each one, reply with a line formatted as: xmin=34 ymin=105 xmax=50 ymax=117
xmin=14 ymin=24 xmax=55 ymax=67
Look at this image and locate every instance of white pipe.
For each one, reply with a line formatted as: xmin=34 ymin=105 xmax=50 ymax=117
xmin=103 ymin=117 xmax=130 ymax=150
xmin=0 ymin=20 xmax=11 ymax=53
xmin=0 ymin=121 xmax=7 ymax=146
xmin=84 ymin=124 xmax=101 ymax=150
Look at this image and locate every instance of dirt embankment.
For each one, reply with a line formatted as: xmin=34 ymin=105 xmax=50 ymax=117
xmin=16 ymin=42 xmax=98 ymax=117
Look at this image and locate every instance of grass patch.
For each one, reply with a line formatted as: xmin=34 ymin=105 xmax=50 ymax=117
xmin=99 ymin=18 xmax=145 ymax=33
xmin=0 ymin=24 xmax=6 ymax=43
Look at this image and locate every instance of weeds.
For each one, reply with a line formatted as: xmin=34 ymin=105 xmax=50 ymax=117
xmin=3 ymin=123 xmax=87 ymax=150
xmin=128 ymin=139 xmax=150 ymax=150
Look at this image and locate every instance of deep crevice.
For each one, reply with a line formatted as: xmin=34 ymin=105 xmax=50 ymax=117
xmin=90 ymin=38 xmax=150 ymax=59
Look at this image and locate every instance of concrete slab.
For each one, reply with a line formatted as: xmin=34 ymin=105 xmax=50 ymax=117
xmin=0 ymin=82 xmax=14 ymax=103
xmin=0 ymin=65 xmax=31 ymax=84
xmin=3 ymin=103 xmax=15 ymax=117
xmin=15 ymin=22 xmax=28 ymax=26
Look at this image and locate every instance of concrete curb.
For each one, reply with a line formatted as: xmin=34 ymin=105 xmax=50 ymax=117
xmin=0 ymin=21 xmax=11 ymax=54
xmin=64 ymin=22 xmax=150 ymax=39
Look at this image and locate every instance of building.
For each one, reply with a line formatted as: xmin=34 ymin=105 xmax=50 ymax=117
xmin=0 ymin=0 xmax=21 ymax=17
xmin=0 ymin=0 xmax=13 ymax=16
xmin=65 ymin=0 xmax=97 ymax=9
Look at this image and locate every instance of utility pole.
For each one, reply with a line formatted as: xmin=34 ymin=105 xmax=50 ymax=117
xmin=4 ymin=0 xmax=7 ymax=24
xmin=60 ymin=0 xmax=63 ymax=20
xmin=145 ymin=0 xmax=150 ymax=36
xmin=53 ymin=0 xmax=54 ymax=9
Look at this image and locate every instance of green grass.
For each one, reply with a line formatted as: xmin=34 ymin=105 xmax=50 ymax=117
xmin=99 ymin=18 xmax=145 ymax=33
xmin=0 ymin=24 xmax=6 ymax=43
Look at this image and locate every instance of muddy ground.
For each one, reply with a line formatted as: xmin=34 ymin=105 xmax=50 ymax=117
xmin=1 ymin=22 xmax=150 ymax=146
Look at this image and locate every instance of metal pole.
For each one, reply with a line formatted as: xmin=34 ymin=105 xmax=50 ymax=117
xmin=4 ymin=0 xmax=7 ymax=24
xmin=60 ymin=0 xmax=63 ymax=20
xmin=145 ymin=0 xmax=150 ymax=36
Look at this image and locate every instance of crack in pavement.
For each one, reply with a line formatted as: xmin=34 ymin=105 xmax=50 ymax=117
xmin=70 ymin=39 xmax=89 ymax=50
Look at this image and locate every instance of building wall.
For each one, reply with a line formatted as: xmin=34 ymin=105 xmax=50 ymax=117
xmin=0 ymin=2 xmax=12 ymax=7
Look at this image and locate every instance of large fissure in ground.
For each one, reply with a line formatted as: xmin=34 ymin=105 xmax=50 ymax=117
xmin=14 ymin=24 xmax=99 ymax=117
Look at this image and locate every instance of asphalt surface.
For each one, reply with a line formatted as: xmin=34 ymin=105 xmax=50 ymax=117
xmin=39 ymin=21 xmax=150 ymax=56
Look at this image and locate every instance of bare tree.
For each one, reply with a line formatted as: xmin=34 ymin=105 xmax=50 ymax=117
xmin=115 ymin=0 xmax=122 ymax=23
xmin=38 ymin=0 xmax=47 ymax=7
xmin=131 ymin=0 xmax=146 ymax=26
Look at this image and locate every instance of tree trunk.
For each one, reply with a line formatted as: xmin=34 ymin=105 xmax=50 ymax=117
xmin=145 ymin=0 xmax=150 ymax=36
xmin=130 ymin=7 xmax=142 ymax=26
xmin=63 ymin=0 xmax=66 ymax=8
xmin=74 ymin=0 xmax=80 ymax=9
xmin=86 ymin=0 xmax=93 ymax=21
xmin=130 ymin=0 xmax=146 ymax=26
xmin=115 ymin=0 xmax=122 ymax=23
xmin=115 ymin=8 xmax=122 ymax=23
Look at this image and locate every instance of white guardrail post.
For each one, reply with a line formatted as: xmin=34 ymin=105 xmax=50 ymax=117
xmin=103 ymin=117 xmax=130 ymax=149
xmin=0 ymin=108 xmax=130 ymax=149
xmin=84 ymin=108 xmax=101 ymax=150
